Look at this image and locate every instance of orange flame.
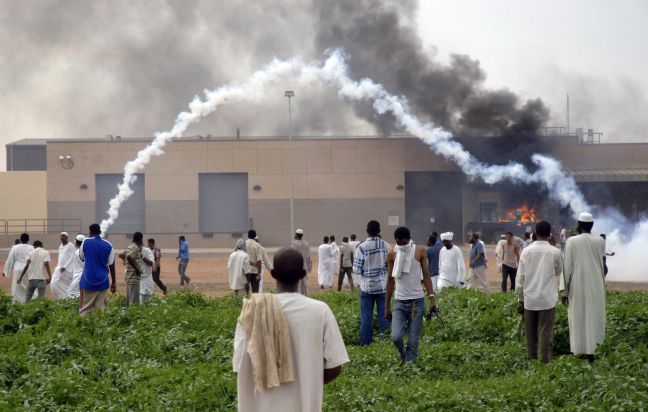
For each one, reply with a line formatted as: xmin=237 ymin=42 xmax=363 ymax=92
xmin=497 ymin=204 xmax=538 ymax=223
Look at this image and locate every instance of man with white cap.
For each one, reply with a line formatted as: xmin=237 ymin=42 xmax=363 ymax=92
xmin=67 ymin=234 xmax=86 ymax=298
xmin=437 ymin=232 xmax=466 ymax=292
xmin=291 ymin=229 xmax=312 ymax=295
xmin=560 ymin=212 xmax=606 ymax=362
xmin=50 ymin=232 xmax=76 ymax=299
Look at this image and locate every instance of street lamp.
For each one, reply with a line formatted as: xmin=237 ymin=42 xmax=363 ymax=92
xmin=285 ymin=90 xmax=295 ymax=241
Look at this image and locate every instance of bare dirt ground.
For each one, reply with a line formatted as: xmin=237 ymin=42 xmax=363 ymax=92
xmin=2 ymin=245 xmax=646 ymax=298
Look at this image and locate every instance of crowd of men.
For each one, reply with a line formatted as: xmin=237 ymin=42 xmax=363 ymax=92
xmin=2 ymin=213 xmax=611 ymax=411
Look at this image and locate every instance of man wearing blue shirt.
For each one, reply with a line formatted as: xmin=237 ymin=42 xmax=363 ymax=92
xmin=352 ymin=220 xmax=391 ymax=346
xmin=467 ymin=233 xmax=491 ymax=292
xmin=79 ymin=223 xmax=116 ymax=316
xmin=177 ymin=235 xmax=191 ymax=286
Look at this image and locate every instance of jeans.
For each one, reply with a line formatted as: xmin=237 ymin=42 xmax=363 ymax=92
xmin=524 ymin=307 xmax=556 ymax=363
xmin=26 ymin=279 xmax=47 ymax=301
xmin=178 ymin=259 xmax=190 ymax=285
xmin=360 ymin=291 xmax=389 ymax=346
xmin=501 ymin=264 xmax=517 ymax=292
xmin=391 ymin=298 xmax=425 ymax=362
xmin=337 ymin=267 xmax=355 ymax=291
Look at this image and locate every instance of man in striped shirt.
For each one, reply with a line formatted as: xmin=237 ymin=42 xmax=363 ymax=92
xmin=353 ymin=220 xmax=391 ymax=346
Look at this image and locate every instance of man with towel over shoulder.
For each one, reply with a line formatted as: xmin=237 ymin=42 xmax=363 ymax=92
xmin=437 ymin=232 xmax=466 ymax=292
xmin=233 ymin=248 xmax=349 ymax=412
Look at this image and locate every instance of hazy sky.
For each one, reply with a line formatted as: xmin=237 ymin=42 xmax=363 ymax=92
xmin=2 ymin=0 xmax=647 ymax=170
xmin=419 ymin=0 xmax=648 ymax=141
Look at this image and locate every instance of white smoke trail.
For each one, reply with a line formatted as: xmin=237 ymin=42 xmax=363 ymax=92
xmin=99 ymin=56 xmax=307 ymax=234
xmin=100 ymin=49 xmax=645 ymax=282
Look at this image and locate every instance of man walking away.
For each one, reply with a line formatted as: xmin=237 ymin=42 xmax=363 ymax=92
xmin=317 ymin=236 xmax=334 ymax=289
xmin=119 ymin=232 xmax=146 ymax=306
xmin=437 ymin=232 xmax=466 ymax=292
xmin=337 ymin=237 xmax=355 ymax=291
xmin=348 ymin=234 xmax=361 ymax=286
xmin=233 ymin=248 xmax=349 ymax=412
xmin=290 ymin=229 xmax=311 ymax=296
xmin=386 ymin=227 xmax=436 ymax=362
xmin=560 ymin=212 xmax=606 ymax=362
xmin=176 ymin=235 xmax=191 ymax=286
xmin=426 ymin=232 xmax=442 ymax=292
xmin=18 ymin=240 xmax=52 ymax=302
xmin=501 ymin=232 xmax=520 ymax=292
xmin=353 ymin=220 xmax=391 ymax=346
xmin=2 ymin=233 xmax=34 ymax=303
xmin=254 ymin=236 xmax=273 ymax=293
xmin=516 ymin=221 xmax=563 ymax=363
xmin=148 ymin=238 xmax=167 ymax=295
xmin=229 ymin=240 xmax=250 ymax=296
xmin=243 ymin=230 xmax=262 ymax=295
xmin=467 ymin=233 xmax=491 ymax=292
xmin=140 ymin=242 xmax=155 ymax=303
xmin=79 ymin=224 xmax=116 ymax=316
xmin=329 ymin=235 xmax=340 ymax=286
xmin=50 ymin=232 xmax=76 ymax=299
xmin=67 ymin=234 xmax=86 ymax=298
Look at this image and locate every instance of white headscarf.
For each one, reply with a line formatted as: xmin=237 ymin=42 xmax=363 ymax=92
xmin=440 ymin=232 xmax=454 ymax=241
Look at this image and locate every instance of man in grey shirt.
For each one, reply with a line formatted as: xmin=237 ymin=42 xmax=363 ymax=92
xmin=337 ymin=237 xmax=355 ymax=291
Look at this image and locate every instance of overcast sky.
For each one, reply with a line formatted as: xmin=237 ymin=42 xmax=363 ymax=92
xmin=2 ymin=0 xmax=647 ymax=170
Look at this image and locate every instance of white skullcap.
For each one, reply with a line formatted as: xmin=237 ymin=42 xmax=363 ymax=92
xmin=295 ymin=229 xmax=304 ymax=235
xmin=500 ymin=234 xmax=506 ymax=238
xmin=76 ymin=234 xmax=86 ymax=242
xmin=440 ymin=232 xmax=454 ymax=241
xmin=254 ymin=236 xmax=259 ymax=240
xmin=578 ymin=212 xmax=594 ymax=223
xmin=60 ymin=232 xmax=69 ymax=237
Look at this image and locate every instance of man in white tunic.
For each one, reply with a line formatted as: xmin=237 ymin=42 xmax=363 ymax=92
xmin=229 ymin=239 xmax=250 ymax=295
xmin=140 ymin=244 xmax=155 ymax=303
xmin=233 ymin=248 xmax=349 ymax=412
xmin=50 ymin=232 xmax=76 ymax=299
xmin=67 ymin=234 xmax=85 ymax=299
xmin=560 ymin=212 xmax=606 ymax=362
xmin=317 ymin=236 xmax=335 ymax=288
xmin=290 ymin=229 xmax=312 ymax=296
xmin=437 ymin=232 xmax=466 ymax=292
xmin=2 ymin=233 xmax=34 ymax=303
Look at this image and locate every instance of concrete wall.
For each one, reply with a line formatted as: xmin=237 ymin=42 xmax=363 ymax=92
xmin=43 ymin=136 xmax=648 ymax=248
xmin=0 ymin=171 xmax=47 ymax=220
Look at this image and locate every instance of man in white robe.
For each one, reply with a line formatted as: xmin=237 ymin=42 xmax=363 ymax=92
xmin=329 ymin=235 xmax=340 ymax=287
xmin=437 ymin=232 xmax=466 ymax=292
xmin=560 ymin=212 xmax=606 ymax=361
xmin=2 ymin=233 xmax=34 ymax=303
xmin=228 ymin=239 xmax=250 ymax=295
xmin=67 ymin=234 xmax=85 ymax=299
xmin=318 ymin=236 xmax=335 ymax=288
xmin=140 ymin=245 xmax=155 ymax=303
xmin=50 ymin=232 xmax=76 ymax=299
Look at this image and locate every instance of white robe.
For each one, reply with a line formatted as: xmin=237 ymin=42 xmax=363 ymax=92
xmin=437 ymin=245 xmax=466 ymax=292
xmin=140 ymin=247 xmax=155 ymax=300
xmin=258 ymin=247 xmax=273 ymax=292
xmin=318 ymin=243 xmax=335 ymax=287
xmin=67 ymin=249 xmax=84 ymax=298
xmin=228 ymin=250 xmax=250 ymax=291
xmin=560 ymin=233 xmax=606 ymax=355
xmin=3 ymin=243 xmax=34 ymax=303
xmin=50 ymin=242 xmax=76 ymax=299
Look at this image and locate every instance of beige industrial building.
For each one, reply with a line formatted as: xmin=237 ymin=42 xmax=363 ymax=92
xmin=3 ymin=133 xmax=648 ymax=248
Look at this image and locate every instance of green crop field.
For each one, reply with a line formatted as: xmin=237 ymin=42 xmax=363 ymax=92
xmin=0 ymin=289 xmax=647 ymax=411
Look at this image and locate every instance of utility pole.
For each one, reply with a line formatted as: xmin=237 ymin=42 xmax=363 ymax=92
xmin=285 ymin=90 xmax=295 ymax=241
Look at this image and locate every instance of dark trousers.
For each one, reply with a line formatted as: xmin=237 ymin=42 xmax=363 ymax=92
xmin=337 ymin=266 xmax=355 ymax=291
xmin=245 ymin=273 xmax=260 ymax=294
xmin=524 ymin=307 xmax=555 ymax=363
xmin=152 ymin=268 xmax=167 ymax=293
xmin=501 ymin=264 xmax=517 ymax=292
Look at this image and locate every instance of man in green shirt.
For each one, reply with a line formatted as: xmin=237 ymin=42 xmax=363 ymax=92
xmin=119 ymin=232 xmax=147 ymax=306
